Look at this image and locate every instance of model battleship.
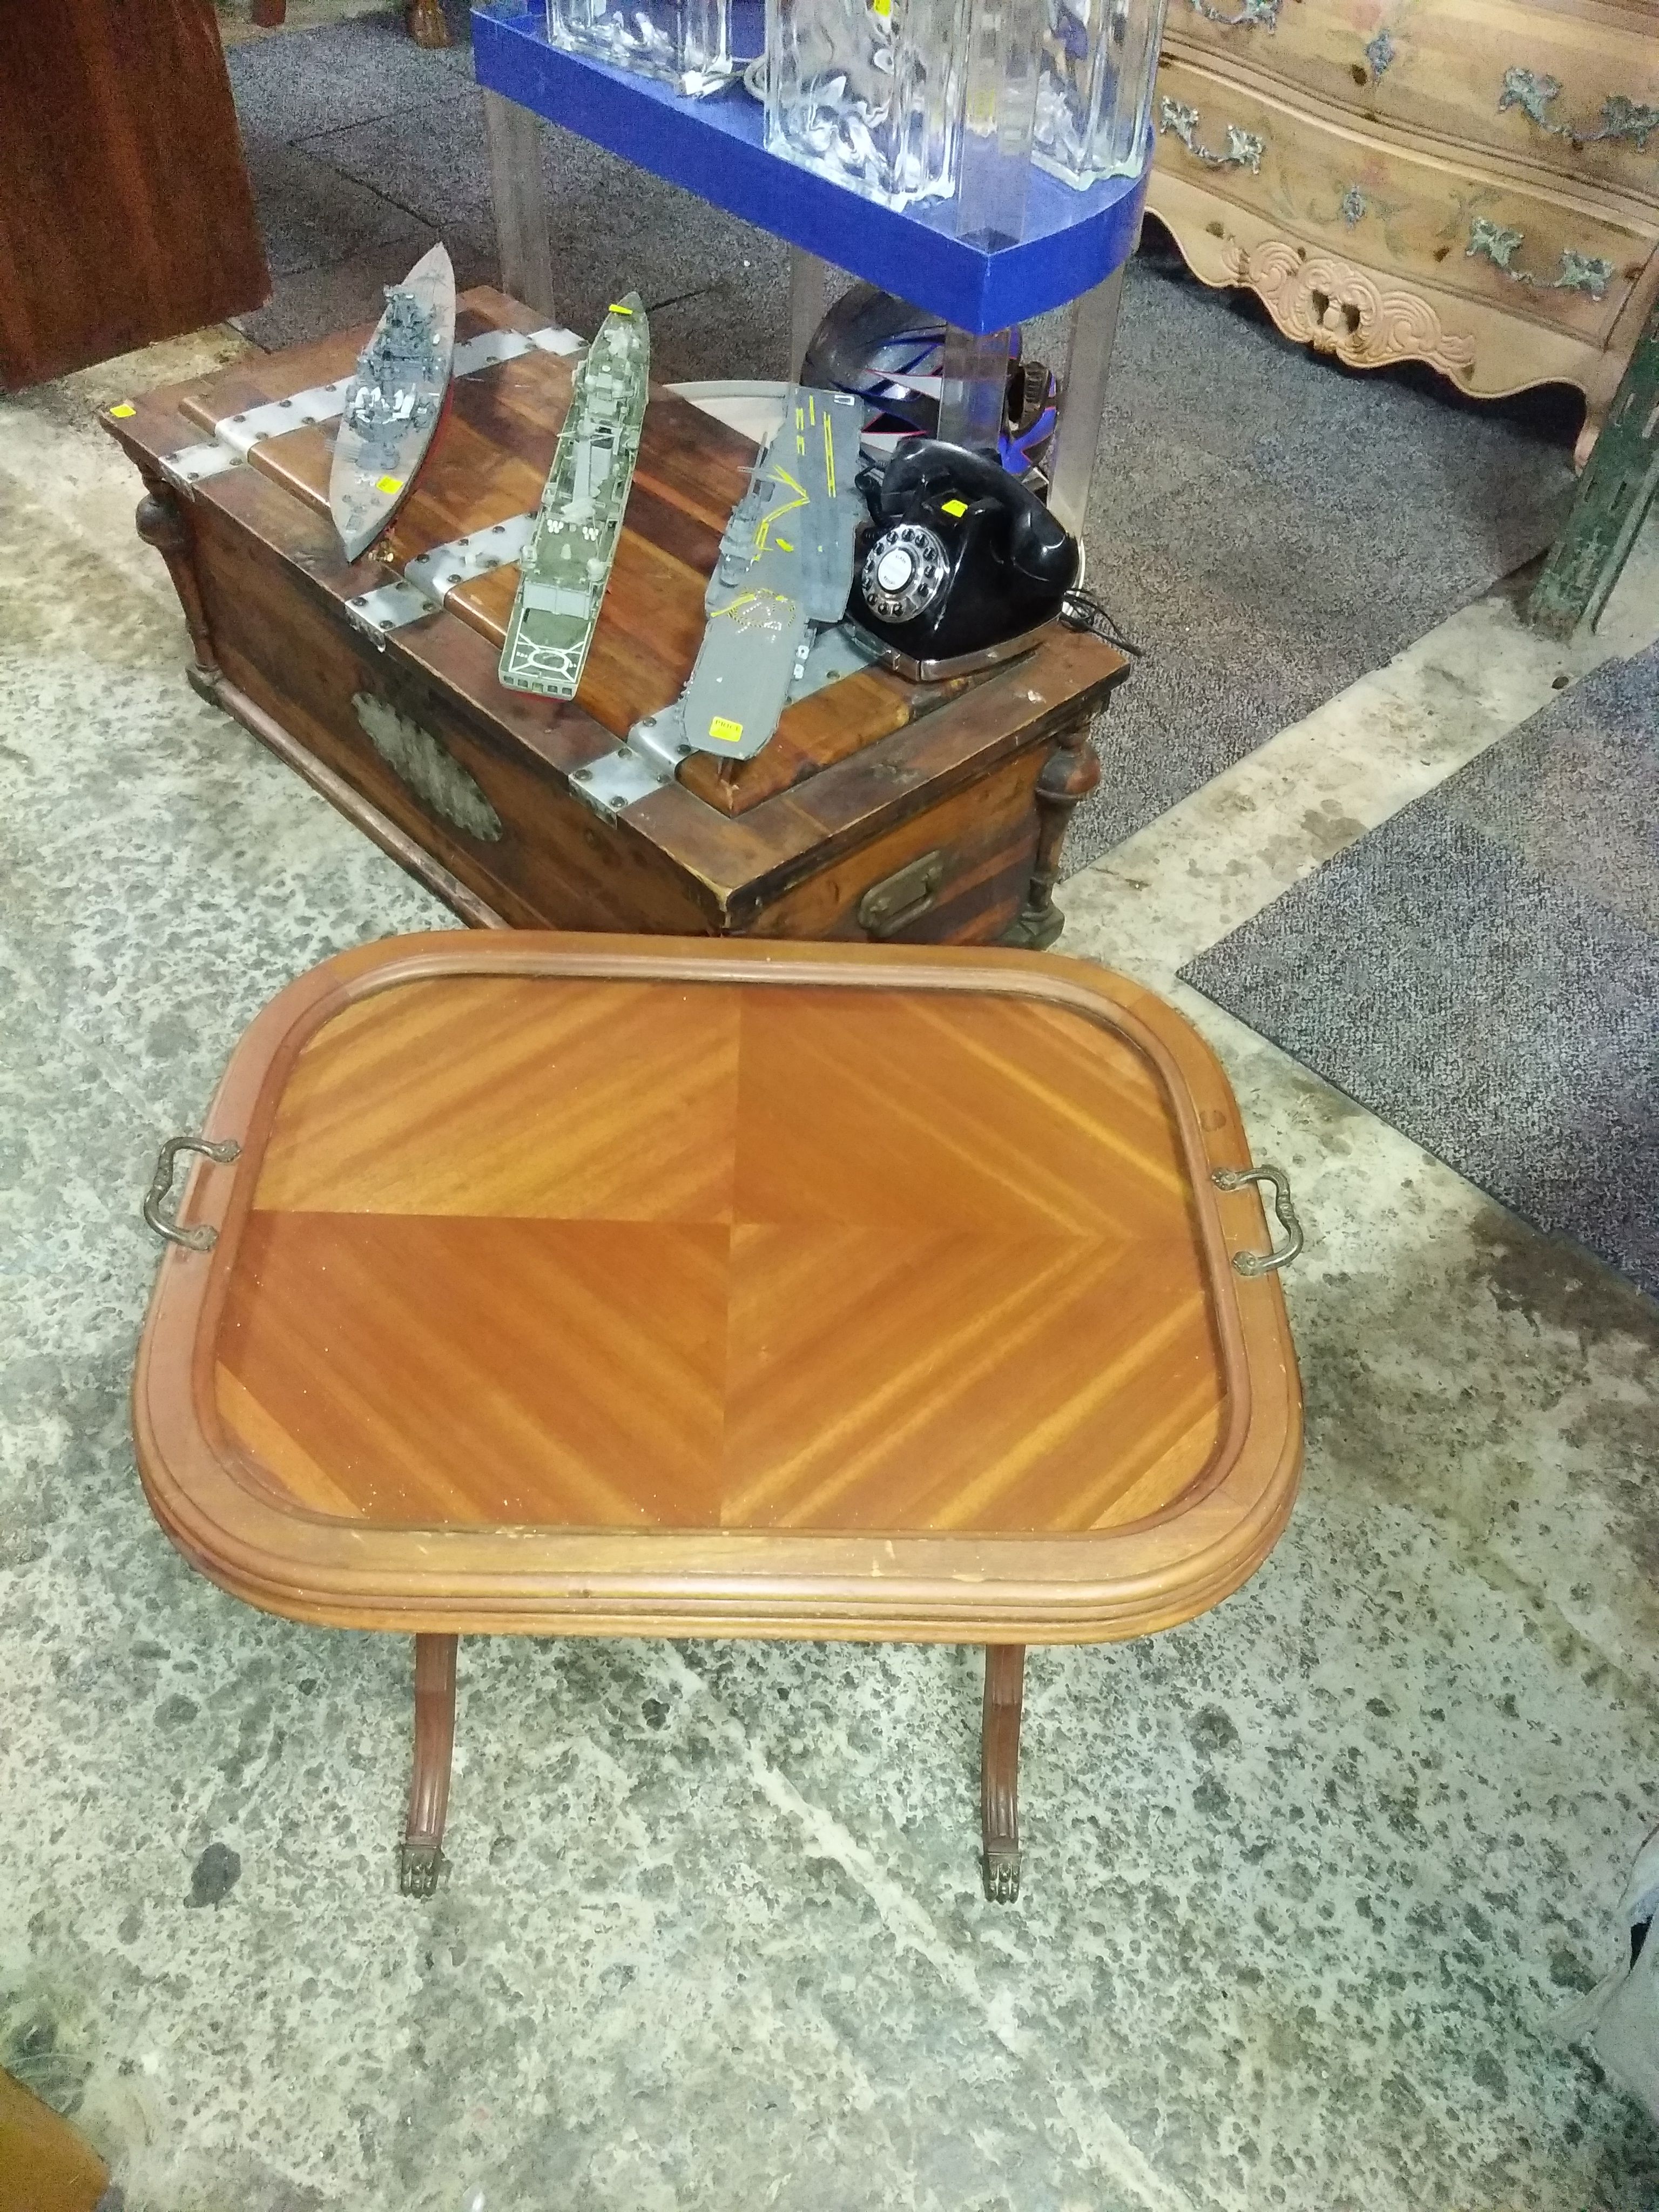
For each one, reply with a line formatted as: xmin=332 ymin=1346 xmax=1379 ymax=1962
xmin=497 ymin=295 xmax=650 ymax=699
xmin=672 ymin=384 xmax=864 ymax=760
xmin=328 ymin=243 xmax=456 ymax=563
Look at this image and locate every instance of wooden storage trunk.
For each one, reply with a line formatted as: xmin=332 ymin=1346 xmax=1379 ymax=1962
xmin=105 ymin=288 xmax=1128 ymax=946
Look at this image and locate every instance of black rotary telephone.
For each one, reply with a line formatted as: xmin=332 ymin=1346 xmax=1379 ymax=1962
xmin=847 ymin=440 xmax=1081 ymax=679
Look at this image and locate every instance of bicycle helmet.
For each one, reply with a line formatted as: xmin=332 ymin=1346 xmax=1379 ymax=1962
xmin=800 ymin=281 xmax=1059 ymax=480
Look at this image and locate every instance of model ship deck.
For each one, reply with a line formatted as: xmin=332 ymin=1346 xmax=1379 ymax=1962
xmin=328 ymin=243 xmax=456 ymax=562
xmin=498 ymin=294 xmax=649 ymax=699
xmin=676 ymin=383 xmax=865 ymax=761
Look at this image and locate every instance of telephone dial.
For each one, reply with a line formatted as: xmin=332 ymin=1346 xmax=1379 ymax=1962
xmin=847 ymin=440 xmax=1081 ymax=679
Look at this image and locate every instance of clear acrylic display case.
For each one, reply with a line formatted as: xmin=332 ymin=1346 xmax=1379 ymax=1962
xmin=545 ymin=0 xmax=735 ymax=95
xmin=1033 ymin=0 xmax=1170 ymax=188
xmin=764 ymin=0 xmax=973 ymax=210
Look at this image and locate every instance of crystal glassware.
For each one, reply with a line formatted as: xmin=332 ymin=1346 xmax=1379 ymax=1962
xmin=1032 ymin=0 xmax=1170 ymax=188
xmin=764 ymin=0 xmax=972 ymax=209
xmin=545 ymin=0 xmax=736 ymax=96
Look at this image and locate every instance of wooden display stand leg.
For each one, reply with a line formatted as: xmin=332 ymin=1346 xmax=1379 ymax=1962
xmin=483 ymin=91 xmax=556 ymax=318
xmin=981 ymin=1644 xmax=1025 ymax=1903
xmin=400 ymin=1633 xmax=458 ymax=1897
xmin=1047 ymin=261 xmax=1128 ymax=538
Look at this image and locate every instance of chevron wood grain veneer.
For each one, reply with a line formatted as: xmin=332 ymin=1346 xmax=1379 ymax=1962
xmin=133 ymin=932 xmax=1303 ymax=1899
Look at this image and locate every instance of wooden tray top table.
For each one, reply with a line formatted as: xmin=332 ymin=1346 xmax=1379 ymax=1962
xmin=134 ymin=934 xmax=1304 ymax=1900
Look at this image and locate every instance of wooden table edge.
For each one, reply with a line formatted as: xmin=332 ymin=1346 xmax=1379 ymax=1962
xmin=132 ymin=932 xmax=1304 ymax=1643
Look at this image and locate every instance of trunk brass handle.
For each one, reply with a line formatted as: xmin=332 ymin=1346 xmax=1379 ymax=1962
xmin=143 ymin=1135 xmax=241 ymax=1251
xmin=1212 ymin=1165 xmax=1303 ymax=1275
xmin=857 ymin=848 xmax=946 ymax=939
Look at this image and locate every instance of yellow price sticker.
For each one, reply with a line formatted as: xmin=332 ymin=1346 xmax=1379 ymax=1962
xmin=375 ymin=475 xmax=404 ymax=497
xmin=708 ymin=716 xmax=744 ymax=744
xmin=941 ymin=497 xmax=968 ymax=517
xmin=109 ymin=402 xmax=136 ymax=419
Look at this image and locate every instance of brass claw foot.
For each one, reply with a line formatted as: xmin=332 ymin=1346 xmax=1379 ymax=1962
xmin=399 ymin=1838 xmax=445 ymax=1898
xmin=982 ymin=1843 xmax=1021 ymax=1904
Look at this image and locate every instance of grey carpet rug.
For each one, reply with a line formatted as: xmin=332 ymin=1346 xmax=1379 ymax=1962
xmin=224 ymin=7 xmax=1579 ymax=865
xmin=1180 ymin=642 xmax=1659 ymax=1300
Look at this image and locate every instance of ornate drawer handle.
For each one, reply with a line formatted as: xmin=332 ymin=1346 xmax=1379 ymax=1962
xmin=143 ymin=1134 xmax=241 ymax=1250
xmin=1212 ymin=1165 xmax=1303 ymax=1276
xmin=1158 ymin=99 xmax=1265 ymax=172
xmin=1466 ymin=218 xmax=1614 ymax=299
xmin=1498 ymin=69 xmax=1659 ymax=151
xmin=1188 ymin=0 xmax=1278 ymax=28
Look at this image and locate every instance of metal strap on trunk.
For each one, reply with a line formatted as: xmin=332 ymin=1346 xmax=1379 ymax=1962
xmin=159 ymin=324 xmax=584 ymax=488
xmin=342 ymin=511 xmax=540 ymax=640
xmin=571 ymin=626 xmax=882 ymax=821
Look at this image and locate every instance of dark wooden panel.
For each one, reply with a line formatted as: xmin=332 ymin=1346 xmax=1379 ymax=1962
xmin=151 ymin=286 xmax=1049 ymax=795
xmin=103 ymin=299 xmax=1129 ymax=947
xmin=191 ymin=495 xmax=723 ymax=935
xmin=0 ymin=0 xmax=268 ymax=388
xmin=745 ymin=750 xmax=1044 ymax=941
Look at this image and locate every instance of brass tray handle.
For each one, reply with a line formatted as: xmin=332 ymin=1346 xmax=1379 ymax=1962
xmin=1212 ymin=1165 xmax=1302 ymax=1276
xmin=143 ymin=1135 xmax=242 ymax=1251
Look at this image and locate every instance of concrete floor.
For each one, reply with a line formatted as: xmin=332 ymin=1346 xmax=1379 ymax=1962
xmin=3 ymin=317 xmax=1659 ymax=2211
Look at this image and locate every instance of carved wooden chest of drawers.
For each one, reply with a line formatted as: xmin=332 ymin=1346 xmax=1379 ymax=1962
xmin=1148 ymin=0 xmax=1659 ymax=455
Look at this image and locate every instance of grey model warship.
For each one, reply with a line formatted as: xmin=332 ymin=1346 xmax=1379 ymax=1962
xmin=497 ymin=295 xmax=650 ymax=699
xmin=328 ymin=242 xmax=456 ymax=562
xmin=672 ymin=385 xmax=864 ymax=761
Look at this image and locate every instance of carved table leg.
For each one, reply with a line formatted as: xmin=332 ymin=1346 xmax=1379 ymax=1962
xmin=1001 ymin=716 xmax=1102 ymax=951
xmin=400 ymin=1633 xmax=458 ymax=1897
xmin=134 ymin=471 xmax=222 ymax=706
xmin=981 ymin=1643 xmax=1026 ymax=1903
xmin=407 ymin=0 xmax=453 ymax=46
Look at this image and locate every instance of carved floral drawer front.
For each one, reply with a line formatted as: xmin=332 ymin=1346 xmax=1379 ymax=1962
xmin=1154 ymin=57 xmax=1655 ymax=343
xmin=1163 ymin=2 xmax=1659 ymax=206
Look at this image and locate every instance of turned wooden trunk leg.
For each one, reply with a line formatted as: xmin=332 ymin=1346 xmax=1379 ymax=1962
xmin=1001 ymin=716 xmax=1102 ymax=950
xmin=981 ymin=1643 xmax=1026 ymax=1903
xmin=135 ymin=471 xmax=222 ymax=706
xmin=407 ymin=0 xmax=453 ymax=46
xmin=400 ymin=1633 xmax=458 ymax=1897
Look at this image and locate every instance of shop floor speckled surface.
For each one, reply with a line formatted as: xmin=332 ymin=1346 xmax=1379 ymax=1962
xmin=4 ymin=318 xmax=1659 ymax=2209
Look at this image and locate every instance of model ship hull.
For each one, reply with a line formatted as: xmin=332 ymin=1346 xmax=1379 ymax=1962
xmin=676 ymin=383 xmax=864 ymax=760
xmin=328 ymin=242 xmax=456 ymax=563
xmin=498 ymin=294 xmax=650 ymax=699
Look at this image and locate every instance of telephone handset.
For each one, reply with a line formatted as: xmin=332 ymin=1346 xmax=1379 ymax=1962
xmin=847 ymin=440 xmax=1081 ymax=679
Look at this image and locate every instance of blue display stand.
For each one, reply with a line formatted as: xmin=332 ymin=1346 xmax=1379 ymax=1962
xmin=470 ymin=3 xmax=1147 ymax=337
